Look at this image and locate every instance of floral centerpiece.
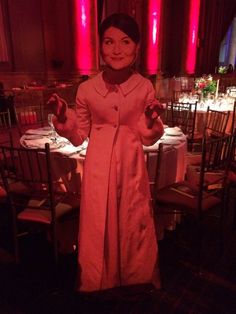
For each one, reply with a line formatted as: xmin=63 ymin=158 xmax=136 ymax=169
xmin=218 ymin=66 xmax=227 ymax=74
xmin=194 ymin=75 xmax=217 ymax=98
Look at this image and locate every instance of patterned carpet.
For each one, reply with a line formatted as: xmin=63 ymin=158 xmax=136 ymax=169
xmin=0 ymin=191 xmax=236 ymax=314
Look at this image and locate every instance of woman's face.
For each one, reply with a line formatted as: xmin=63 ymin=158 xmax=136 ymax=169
xmin=101 ymin=26 xmax=139 ymax=70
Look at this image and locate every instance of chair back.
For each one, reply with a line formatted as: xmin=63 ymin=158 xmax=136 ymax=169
xmin=171 ymin=102 xmax=197 ymax=132
xmin=166 ymin=101 xmax=197 ymax=150
xmin=144 ymin=143 xmax=164 ymax=200
xmin=14 ymin=103 xmax=45 ymax=136
xmin=0 ymin=109 xmax=11 ymax=129
xmin=197 ymin=133 xmax=234 ymax=215
xmin=162 ymin=102 xmax=172 ymax=125
xmin=0 ymin=143 xmax=59 ymax=262
xmin=230 ymin=100 xmax=236 ymax=135
xmin=204 ymin=106 xmax=230 ymax=137
xmin=0 ymin=106 xmax=15 ymax=147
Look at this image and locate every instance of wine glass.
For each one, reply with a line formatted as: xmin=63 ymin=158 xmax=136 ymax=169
xmin=48 ymin=114 xmax=57 ymax=143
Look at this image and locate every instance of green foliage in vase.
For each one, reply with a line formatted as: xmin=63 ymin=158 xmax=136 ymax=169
xmin=195 ymin=75 xmax=217 ymax=97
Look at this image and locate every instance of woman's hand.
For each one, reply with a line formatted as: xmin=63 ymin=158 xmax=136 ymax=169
xmin=145 ymin=99 xmax=166 ymax=129
xmin=46 ymin=93 xmax=68 ymax=123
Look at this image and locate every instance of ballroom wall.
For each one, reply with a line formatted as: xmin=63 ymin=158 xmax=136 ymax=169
xmin=1 ymin=0 xmax=236 ymax=87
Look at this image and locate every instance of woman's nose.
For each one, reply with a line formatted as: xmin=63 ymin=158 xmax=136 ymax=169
xmin=113 ymin=43 xmax=121 ymax=54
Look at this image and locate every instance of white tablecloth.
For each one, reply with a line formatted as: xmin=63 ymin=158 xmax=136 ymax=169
xmin=21 ymin=126 xmax=187 ymax=240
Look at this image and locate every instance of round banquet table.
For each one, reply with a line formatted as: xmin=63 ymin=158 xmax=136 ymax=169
xmin=20 ymin=126 xmax=187 ymax=240
xmin=178 ymin=96 xmax=235 ymax=135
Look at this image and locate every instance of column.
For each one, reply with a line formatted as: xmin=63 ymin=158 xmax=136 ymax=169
xmin=73 ymin=0 xmax=99 ymax=75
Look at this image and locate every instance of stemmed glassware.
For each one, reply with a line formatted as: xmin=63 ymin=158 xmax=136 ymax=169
xmin=48 ymin=114 xmax=58 ymax=143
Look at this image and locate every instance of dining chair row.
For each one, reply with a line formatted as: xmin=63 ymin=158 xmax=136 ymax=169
xmin=147 ymin=130 xmax=236 ymax=278
xmin=1 ymin=93 xmax=51 ymax=136
xmin=163 ymin=100 xmax=236 ymax=153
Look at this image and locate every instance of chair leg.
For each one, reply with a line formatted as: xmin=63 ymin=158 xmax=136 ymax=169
xmin=218 ymin=201 xmax=225 ymax=255
xmin=233 ymin=194 xmax=236 ymax=230
xmin=224 ymin=185 xmax=236 ymax=230
xmin=11 ymin=205 xmax=20 ymax=263
xmin=52 ymin=224 xmax=58 ymax=263
xmin=195 ymin=220 xmax=204 ymax=274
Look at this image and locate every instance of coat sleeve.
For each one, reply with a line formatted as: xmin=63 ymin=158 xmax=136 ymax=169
xmin=53 ymin=82 xmax=91 ymax=146
xmin=137 ymin=79 xmax=164 ymax=146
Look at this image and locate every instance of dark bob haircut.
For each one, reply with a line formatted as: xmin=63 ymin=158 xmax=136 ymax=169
xmin=99 ymin=13 xmax=140 ymax=44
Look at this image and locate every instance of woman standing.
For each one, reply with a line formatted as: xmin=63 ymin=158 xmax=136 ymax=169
xmin=48 ymin=13 xmax=164 ymax=292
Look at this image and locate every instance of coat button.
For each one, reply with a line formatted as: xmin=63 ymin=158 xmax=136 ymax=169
xmin=114 ymin=124 xmax=117 ymax=128
xmin=113 ymin=105 xmax=118 ymax=111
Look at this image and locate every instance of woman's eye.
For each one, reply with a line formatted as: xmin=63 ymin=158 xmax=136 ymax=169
xmin=104 ymin=39 xmax=113 ymax=45
xmin=122 ymin=39 xmax=131 ymax=45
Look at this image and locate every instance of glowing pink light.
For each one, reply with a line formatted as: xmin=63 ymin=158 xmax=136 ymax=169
xmin=146 ymin=0 xmax=162 ymax=74
xmin=81 ymin=5 xmax=86 ymax=27
xmin=152 ymin=14 xmax=157 ymax=44
xmin=186 ymin=0 xmax=201 ymax=74
xmin=74 ymin=0 xmax=96 ymax=73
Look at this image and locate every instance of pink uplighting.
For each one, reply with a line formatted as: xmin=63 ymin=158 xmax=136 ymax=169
xmin=74 ymin=0 xmax=96 ymax=73
xmin=146 ymin=0 xmax=162 ymax=74
xmin=186 ymin=0 xmax=201 ymax=74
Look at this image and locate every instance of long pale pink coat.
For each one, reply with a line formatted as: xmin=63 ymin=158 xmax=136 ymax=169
xmin=54 ymin=72 xmax=164 ymax=292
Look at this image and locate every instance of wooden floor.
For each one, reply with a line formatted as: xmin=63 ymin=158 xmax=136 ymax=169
xmin=0 ymin=191 xmax=236 ymax=314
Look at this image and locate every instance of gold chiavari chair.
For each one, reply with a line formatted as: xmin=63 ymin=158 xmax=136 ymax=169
xmin=154 ymin=133 xmax=234 ymax=272
xmin=204 ymin=106 xmax=231 ymax=138
xmin=164 ymin=101 xmax=197 ymax=151
xmin=0 ymin=143 xmax=80 ymax=263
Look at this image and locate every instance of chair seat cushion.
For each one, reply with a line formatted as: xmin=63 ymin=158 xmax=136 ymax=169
xmin=10 ymin=181 xmax=31 ymax=196
xmin=186 ymin=152 xmax=202 ymax=166
xmin=186 ymin=165 xmax=225 ymax=189
xmin=228 ymin=170 xmax=236 ymax=183
xmin=156 ymin=181 xmax=221 ymax=214
xmin=0 ymin=185 xmax=6 ymax=197
xmin=17 ymin=194 xmax=80 ymax=224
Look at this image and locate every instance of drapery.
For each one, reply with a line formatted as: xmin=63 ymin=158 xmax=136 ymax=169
xmin=1 ymin=0 xmax=236 ymax=75
xmin=0 ymin=1 xmax=9 ymax=62
xmin=196 ymin=0 xmax=236 ymax=75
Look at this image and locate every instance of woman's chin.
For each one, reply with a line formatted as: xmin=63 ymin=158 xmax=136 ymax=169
xmin=105 ymin=64 xmax=132 ymax=72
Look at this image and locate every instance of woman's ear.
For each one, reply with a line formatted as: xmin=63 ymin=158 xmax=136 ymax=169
xmin=132 ymin=43 xmax=140 ymax=66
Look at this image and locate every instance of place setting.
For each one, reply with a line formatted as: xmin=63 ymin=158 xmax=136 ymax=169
xmin=21 ymin=125 xmax=66 ymax=150
xmin=160 ymin=126 xmax=186 ymax=145
xmin=20 ymin=114 xmax=89 ymax=156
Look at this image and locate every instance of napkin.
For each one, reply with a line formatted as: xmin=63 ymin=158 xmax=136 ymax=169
xmin=25 ymin=127 xmax=52 ymax=136
xmin=23 ymin=137 xmax=52 ymax=148
xmin=79 ymin=149 xmax=87 ymax=156
xmin=143 ymin=142 xmax=160 ymax=151
xmin=161 ymin=138 xmax=181 ymax=145
xmin=55 ymin=145 xmax=83 ymax=156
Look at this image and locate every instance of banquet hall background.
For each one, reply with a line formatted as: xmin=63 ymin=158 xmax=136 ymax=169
xmin=1 ymin=0 xmax=236 ymax=89
xmin=1 ymin=2 xmax=236 ymax=313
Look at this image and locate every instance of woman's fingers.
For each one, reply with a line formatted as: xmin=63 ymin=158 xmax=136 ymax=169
xmin=47 ymin=93 xmax=67 ymax=117
xmin=145 ymin=102 xmax=166 ymax=118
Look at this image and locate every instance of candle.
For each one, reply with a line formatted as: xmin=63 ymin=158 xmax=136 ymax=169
xmin=32 ymin=111 xmax=37 ymax=123
xmin=28 ymin=111 xmax=37 ymax=123
xmin=20 ymin=112 xmax=26 ymax=124
xmin=215 ymin=79 xmax=219 ymax=99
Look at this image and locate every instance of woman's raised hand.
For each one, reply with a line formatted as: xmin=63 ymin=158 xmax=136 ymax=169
xmin=47 ymin=93 xmax=68 ymax=123
xmin=145 ymin=99 xmax=166 ymax=129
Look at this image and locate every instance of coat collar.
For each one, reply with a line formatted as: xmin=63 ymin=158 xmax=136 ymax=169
xmin=93 ymin=71 xmax=144 ymax=97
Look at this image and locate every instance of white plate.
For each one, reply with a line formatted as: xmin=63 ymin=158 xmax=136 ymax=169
xmin=164 ymin=127 xmax=183 ymax=136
